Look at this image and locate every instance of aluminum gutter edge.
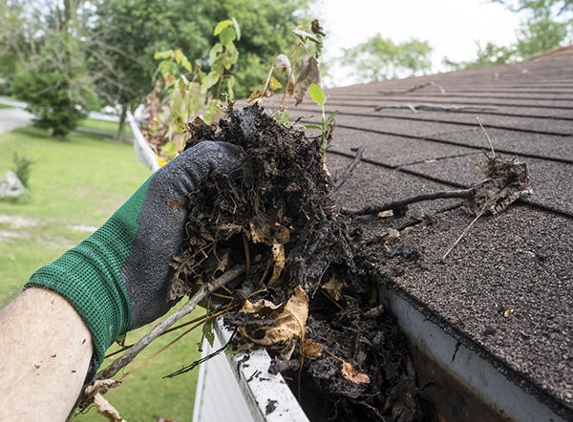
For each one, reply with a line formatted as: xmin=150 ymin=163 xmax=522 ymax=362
xmin=378 ymin=283 xmax=570 ymax=422
xmin=192 ymin=319 xmax=310 ymax=422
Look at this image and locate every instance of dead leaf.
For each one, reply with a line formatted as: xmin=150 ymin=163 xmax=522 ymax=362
xmin=294 ymin=56 xmax=320 ymax=105
xmin=321 ymin=275 xmax=347 ymax=301
xmin=269 ymin=242 xmax=286 ymax=286
xmin=341 ymin=360 xmax=370 ymax=385
xmin=239 ymin=286 xmax=309 ymax=347
xmin=248 ymin=219 xmax=290 ymax=286
xmin=470 ymin=156 xmax=532 ymax=215
xmin=301 ymin=338 xmax=323 ymax=358
xmin=84 ymin=379 xmax=125 ymax=422
xmin=377 ymin=209 xmax=394 ymax=218
xmin=93 ymin=393 xmax=126 ymax=422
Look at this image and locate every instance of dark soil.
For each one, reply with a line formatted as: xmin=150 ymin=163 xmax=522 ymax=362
xmin=171 ymin=103 xmax=434 ymax=422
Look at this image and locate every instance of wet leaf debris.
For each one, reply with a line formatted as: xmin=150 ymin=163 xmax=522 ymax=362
xmin=169 ymin=103 xmax=430 ymax=422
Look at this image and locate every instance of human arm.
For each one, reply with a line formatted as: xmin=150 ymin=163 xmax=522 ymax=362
xmin=0 ymin=141 xmax=244 ymax=420
xmin=0 ymin=288 xmax=93 ymax=421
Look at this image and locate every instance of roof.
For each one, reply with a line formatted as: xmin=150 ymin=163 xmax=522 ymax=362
xmin=281 ymin=46 xmax=573 ymax=418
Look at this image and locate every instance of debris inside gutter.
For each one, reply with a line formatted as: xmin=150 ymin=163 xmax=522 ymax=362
xmin=169 ymin=103 xmax=532 ymax=422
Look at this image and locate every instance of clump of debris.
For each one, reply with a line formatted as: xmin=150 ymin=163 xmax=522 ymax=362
xmin=169 ymin=103 xmax=430 ymax=421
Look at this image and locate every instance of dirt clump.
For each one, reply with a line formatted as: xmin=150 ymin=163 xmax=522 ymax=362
xmin=170 ymin=103 xmax=431 ymax=422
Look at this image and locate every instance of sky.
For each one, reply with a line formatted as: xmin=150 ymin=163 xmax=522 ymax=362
xmin=312 ymin=0 xmax=522 ymax=86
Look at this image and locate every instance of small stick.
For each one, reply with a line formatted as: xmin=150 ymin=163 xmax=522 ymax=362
xmin=375 ymin=103 xmax=497 ymax=113
xmin=476 ymin=117 xmax=496 ymax=157
xmin=379 ymin=81 xmax=445 ymax=95
xmin=332 ymin=146 xmax=365 ymax=190
xmin=91 ymin=264 xmax=246 ymax=382
xmin=440 ymin=208 xmax=485 ymax=262
xmin=345 ymin=188 xmax=475 ymax=216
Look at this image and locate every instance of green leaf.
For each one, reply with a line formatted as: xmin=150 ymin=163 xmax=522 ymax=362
xmin=203 ymin=319 xmax=215 ymax=347
xmin=232 ymin=17 xmax=241 ymax=41
xmin=174 ymin=49 xmax=192 ymax=72
xmin=154 ymin=50 xmax=174 ymax=60
xmin=325 ymin=109 xmax=339 ymax=127
xmin=303 ymin=124 xmax=322 ymax=130
xmin=209 ymin=43 xmax=224 ymax=65
xmin=309 ymin=83 xmax=326 ymax=106
xmin=226 ymin=75 xmax=236 ymax=99
xmin=202 ymin=71 xmax=219 ymax=93
xmin=219 ymin=26 xmax=236 ymax=46
xmin=214 ymin=19 xmax=234 ymax=36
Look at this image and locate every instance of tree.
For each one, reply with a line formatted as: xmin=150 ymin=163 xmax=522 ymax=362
xmin=2 ymin=0 xmax=315 ymax=139
xmin=447 ymin=0 xmax=572 ymax=69
xmin=513 ymin=2 xmax=570 ymax=56
xmin=443 ymin=42 xmax=516 ymax=70
xmin=340 ymin=35 xmax=432 ymax=82
xmin=87 ymin=0 xmax=314 ymax=140
xmin=1 ymin=0 xmax=98 ymax=137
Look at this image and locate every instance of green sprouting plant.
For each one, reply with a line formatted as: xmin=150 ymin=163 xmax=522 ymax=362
xmin=144 ymin=19 xmax=240 ymax=164
xmin=304 ymin=84 xmax=339 ymax=165
xmin=12 ymin=152 xmax=35 ymax=188
xmin=249 ymin=19 xmax=325 ymax=123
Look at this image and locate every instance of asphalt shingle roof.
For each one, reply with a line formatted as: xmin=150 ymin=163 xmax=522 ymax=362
xmin=280 ymin=45 xmax=573 ymax=418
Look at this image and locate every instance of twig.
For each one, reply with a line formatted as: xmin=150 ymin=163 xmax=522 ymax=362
xmin=379 ymin=81 xmax=445 ymax=95
xmin=91 ymin=264 xmax=246 ymax=383
xmin=332 ymin=146 xmax=365 ymax=190
xmin=440 ymin=208 xmax=485 ymax=262
xmin=345 ymin=188 xmax=475 ymax=217
xmin=375 ymin=103 xmax=497 ymax=113
xmin=476 ymin=117 xmax=496 ymax=158
xmin=163 ymin=328 xmax=238 ymax=378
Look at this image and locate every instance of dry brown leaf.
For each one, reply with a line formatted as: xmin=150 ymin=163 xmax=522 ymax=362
xmin=301 ymin=338 xmax=323 ymax=358
xmin=249 ymin=220 xmax=290 ymax=286
xmin=84 ymin=380 xmax=125 ymax=422
xmin=470 ymin=156 xmax=532 ymax=215
xmin=377 ymin=209 xmax=394 ymax=218
xmin=294 ymin=55 xmax=320 ymax=105
xmin=269 ymin=242 xmax=286 ymax=286
xmin=93 ymin=393 xmax=126 ymax=422
xmin=239 ymin=286 xmax=309 ymax=347
xmin=341 ymin=361 xmax=370 ymax=385
xmin=321 ymin=275 xmax=347 ymax=301
xmin=240 ymin=297 xmax=282 ymax=315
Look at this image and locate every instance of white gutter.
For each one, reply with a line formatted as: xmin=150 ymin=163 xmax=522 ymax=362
xmin=127 ymin=111 xmax=160 ymax=172
xmin=378 ymin=283 xmax=569 ymax=422
xmin=192 ymin=320 xmax=310 ymax=422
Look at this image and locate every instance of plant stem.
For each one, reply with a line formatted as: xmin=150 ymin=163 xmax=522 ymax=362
xmin=91 ymin=265 xmax=246 ymax=382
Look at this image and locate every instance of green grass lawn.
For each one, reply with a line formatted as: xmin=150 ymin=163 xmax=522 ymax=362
xmin=0 ymin=124 xmax=202 ymax=421
xmin=77 ymin=116 xmax=134 ymax=135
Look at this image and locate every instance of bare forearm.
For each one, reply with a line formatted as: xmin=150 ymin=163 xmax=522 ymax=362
xmin=0 ymin=288 xmax=93 ymax=421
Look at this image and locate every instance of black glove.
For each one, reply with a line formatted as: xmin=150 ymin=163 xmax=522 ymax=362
xmin=26 ymin=141 xmax=244 ymax=369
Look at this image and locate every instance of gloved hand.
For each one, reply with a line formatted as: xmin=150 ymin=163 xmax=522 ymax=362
xmin=25 ymin=141 xmax=244 ymax=372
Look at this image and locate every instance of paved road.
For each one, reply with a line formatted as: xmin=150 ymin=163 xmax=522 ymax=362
xmin=0 ymin=101 xmax=33 ymax=134
xmin=0 ymin=97 xmax=120 ymax=135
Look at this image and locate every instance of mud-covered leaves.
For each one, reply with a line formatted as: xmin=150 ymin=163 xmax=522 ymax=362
xmin=238 ymin=286 xmax=309 ymax=359
xmin=170 ymin=104 xmax=421 ymax=422
xmin=341 ymin=360 xmax=371 ymax=385
xmin=469 ymin=155 xmax=533 ymax=215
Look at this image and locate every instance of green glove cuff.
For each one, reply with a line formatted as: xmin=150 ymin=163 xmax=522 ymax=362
xmin=24 ymin=178 xmax=150 ymax=369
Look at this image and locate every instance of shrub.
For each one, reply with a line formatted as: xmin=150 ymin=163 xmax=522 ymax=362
xmin=12 ymin=152 xmax=35 ymax=188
